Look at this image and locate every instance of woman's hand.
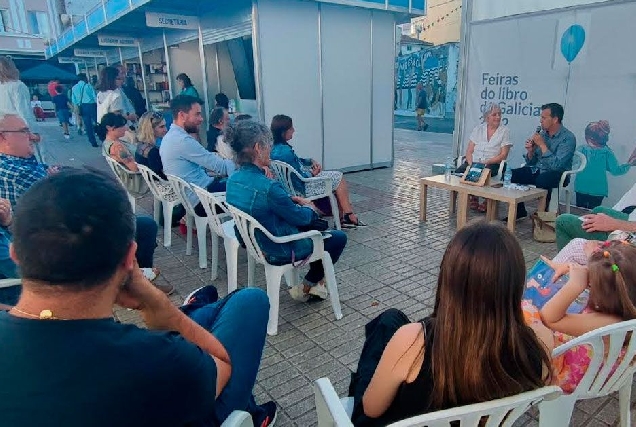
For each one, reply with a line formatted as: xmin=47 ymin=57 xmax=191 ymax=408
xmin=311 ymin=160 xmax=322 ymax=176
xmin=0 ymin=199 xmax=12 ymax=227
xmin=540 ymin=255 xmax=570 ymax=282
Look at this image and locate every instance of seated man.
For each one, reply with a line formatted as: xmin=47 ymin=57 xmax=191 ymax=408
xmin=0 ymin=169 xmax=276 ymax=426
xmin=0 ymin=113 xmax=169 ymax=292
xmin=509 ymin=103 xmax=576 ymax=220
xmin=556 ymin=182 xmax=636 ymax=250
xmin=160 ymin=95 xmax=236 ymax=217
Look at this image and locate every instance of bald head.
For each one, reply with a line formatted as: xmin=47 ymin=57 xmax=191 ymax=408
xmin=0 ymin=114 xmax=35 ymax=158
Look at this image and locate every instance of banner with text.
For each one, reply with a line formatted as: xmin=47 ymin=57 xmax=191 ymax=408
xmin=460 ymin=1 xmax=636 ymax=207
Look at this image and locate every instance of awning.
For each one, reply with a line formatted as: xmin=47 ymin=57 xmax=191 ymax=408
xmin=20 ymin=63 xmax=79 ymax=82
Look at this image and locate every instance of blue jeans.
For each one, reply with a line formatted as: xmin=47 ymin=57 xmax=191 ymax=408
xmin=188 ymin=288 xmax=269 ymax=424
xmin=135 ymin=216 xmax=158 ymax=268
xmin=306 ymin=230 xmax=347 ymax=285
xmin=80 ymin=103 xmax=98 ymax=146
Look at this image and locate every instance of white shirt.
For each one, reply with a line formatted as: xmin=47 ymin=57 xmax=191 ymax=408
xmin=613 ymin=183 xmax=636 ymax=222
xmin=469 ymin=123 xmax=512 ymax=162
xmin=97 ymin=90 xmax=123 ymax=123
xmin=0 ymin=80 xmax=36 ymax=127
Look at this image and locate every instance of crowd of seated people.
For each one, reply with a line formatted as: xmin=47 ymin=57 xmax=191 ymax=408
xmin=77 ymin=86 xmax=636 ymax=426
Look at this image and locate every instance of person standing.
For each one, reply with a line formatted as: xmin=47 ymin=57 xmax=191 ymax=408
xmin=72 ymin=73 xmax=99 ymax=147
xmin=415 ymin=83 xmax=428 ymax=131
xmin=177 ymin=73 xmax=200 ymax=99
xmin=52 ymin=85 xmax=72 ymax=140
xmin=122 ymin=76 xmax=147 ymax=118
xmin=507 ymin=103 xmax=576 ymax=220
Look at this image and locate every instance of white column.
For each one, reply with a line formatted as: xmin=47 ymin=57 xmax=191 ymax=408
xmin=137 ymin=43 xmax=150 ymax=110
xmin=163 ymin=30 xmax=174 ymax=98
xmin=453 ymin=0 xmax=474 ymax=158
xmin=118 ymin=47 xmax=124 ymax=64
xmin=251 ymin=0 xmax=265 ymax=122
xmin=197 ymin=23 xmax=210 ymax=118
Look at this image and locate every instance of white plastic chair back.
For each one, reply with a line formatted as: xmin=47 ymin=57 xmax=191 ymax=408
xmin=555 ymin=150 xmax=587 ymax=213
xmin=315 ymin=378 xmax=561 ymax=427
xmin=553 ymin=319 xmax=636 ymax=399
xmin=137 ymin=164 xmax=179 ymax=204
xmin=166 ymin=174 xmax=201 ymax=217
xmin=0 ymin=278 xmax=20 ymax=289
xmin=226 ymin=204 xmax=274 ymax=265
xmin=191 ymin=185 xmax=231 ymax=235
xmin=220 ymin=410 xmax=253 ymax=427
xmin=270 ymin=160 xmax=304 ymax=197
xmin=103 ymin=155 xmax=148 ymax=196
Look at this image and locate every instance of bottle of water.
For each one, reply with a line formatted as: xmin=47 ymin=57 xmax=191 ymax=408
xmin=445 ymin=156 xmax=453 ymax=181
xmin=503 ymin=167 xmax=512 ymax=188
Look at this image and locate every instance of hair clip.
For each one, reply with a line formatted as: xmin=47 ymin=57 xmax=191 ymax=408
xmin=612 ymin=264 xmax=620 ymax=273
xmin=603 ymin=251 xmax=610 ymax=258
xmin=601 ymin=241 xmax=612 ymax=248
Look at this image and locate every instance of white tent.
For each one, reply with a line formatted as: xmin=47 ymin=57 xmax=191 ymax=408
xmin=455 ymin=0 xmax=636 ymax=208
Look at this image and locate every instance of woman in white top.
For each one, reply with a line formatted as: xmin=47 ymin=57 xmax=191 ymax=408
xmin=96 ymin=66 xmax=125 ymax=123
xmin=456 ymin=103 xmax=512 ymax=211
xmin=0 ymin=56 xmax=42 ymax=157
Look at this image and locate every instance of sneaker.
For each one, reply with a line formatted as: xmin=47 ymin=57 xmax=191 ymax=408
xmin=63 ymin=133 xmax=70 ymax=140
xmin=183 ymin=285 xmax=219 ymax=307
xmin=422 ymin=123 xmax=429 ymax=131
xmin=342 ymin=213 xmax=367 ymax=228
xmin=289 ymin=285 xmax=309 ymax=302
xmin=154 ymin=283 xmax=175 ymax=295
xmin=253 ymin=401 xmax=277 ymax=427
xmin=308 ymin=283 xmax=328 ymax=301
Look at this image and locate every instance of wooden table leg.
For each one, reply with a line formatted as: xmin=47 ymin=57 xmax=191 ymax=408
xmin=457 ymin=192 xmax=468 ymax=229
xmin=450 ymin=191 xmax=457 ymax=214
xmin=486 ymin=199 xmax=497 ymax=221
xmin=537 ymin=194 xmax=547 ymax=213
xmin=506 ymin=202 xmax=517 ymax=232
xmin=419 ymin=182 xmax=428 ymax=222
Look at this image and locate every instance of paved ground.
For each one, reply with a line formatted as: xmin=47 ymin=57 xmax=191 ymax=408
xmin=34 ymin=120 xmax=635 ymax=426
xmin=394 ymin=113 xmax=455 ymax=134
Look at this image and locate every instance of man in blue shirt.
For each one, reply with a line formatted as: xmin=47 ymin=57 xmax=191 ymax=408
xmin=160 ymin=95 xmax=236 ymax=216
xmin=509 ymin=103 xmax=576 ymax=220
xmin=71 ymin=73 xmax=98 ymax=147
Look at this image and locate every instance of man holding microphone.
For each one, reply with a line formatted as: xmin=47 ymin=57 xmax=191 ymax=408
xmin=507 ymin=103 xmax=576 ymax=220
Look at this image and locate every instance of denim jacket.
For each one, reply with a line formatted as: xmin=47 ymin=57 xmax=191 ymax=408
xmin=226 ymin=163 xmax=318 ymax=265
xmin=270 ymin=141 xmax=313 ymax=194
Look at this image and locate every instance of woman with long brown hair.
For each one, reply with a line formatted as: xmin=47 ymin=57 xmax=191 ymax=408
xmin=348 ymin=222 xmax=553 ymax=426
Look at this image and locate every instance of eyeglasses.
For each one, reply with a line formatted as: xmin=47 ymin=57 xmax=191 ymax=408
xmin=0 ymin=128 xmax=31 ymax=135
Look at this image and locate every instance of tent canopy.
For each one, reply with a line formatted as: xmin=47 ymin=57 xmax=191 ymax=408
xmin=20 ymin=63 xmax=78 ymax=82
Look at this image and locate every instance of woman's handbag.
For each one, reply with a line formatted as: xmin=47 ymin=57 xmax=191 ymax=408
xmin=531 ymin=211 xmax=558 ymax=243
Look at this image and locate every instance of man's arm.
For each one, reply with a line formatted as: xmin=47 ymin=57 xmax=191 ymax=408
xmin=582 ymin=213 xmax=636 ymax=233
xmin=537 ymin=132 xmax=576 ymax=171
xmin=181 ymin=136 xmax=236 ymax=176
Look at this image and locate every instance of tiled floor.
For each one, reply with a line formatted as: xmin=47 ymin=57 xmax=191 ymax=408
xmin=36 ymin=121 xmax=635 ymax=426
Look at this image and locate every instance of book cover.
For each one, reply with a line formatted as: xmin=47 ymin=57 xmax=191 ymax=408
xmin=465 ymin=162 xmax=486 ymax=183
xmin=523 ymin=260 xmax=588 ymax=314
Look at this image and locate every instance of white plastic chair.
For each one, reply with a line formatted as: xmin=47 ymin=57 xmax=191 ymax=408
xmin=556 ymin=150 xmax=587 ymax=213
xmin=226 ymin=204 xmax=343 ymax=335
xmin=315 ymin=378 xmax=561 ymax=427
xmin=191 ymin=185 xmax=255 ymax=290
xmin=137 ymin=165 xmax=181 ymax=248
xmin=270 ymin=160 xmax=341 ymax=230
xmin=0 ymin=279 xmax=20 ymax=289
xmin=539 ymin=319 xmax=636 ymax=427
xmin=221 ymin=411 xmax=253 ymax=427
xmin=103 ymin=155 xmax=147 ymax=213
xmin=166 ymin=174 xmax=209 ymax=269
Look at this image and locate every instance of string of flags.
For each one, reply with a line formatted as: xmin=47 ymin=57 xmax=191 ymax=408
xmin=414 ymin=5 xmax=462 ymax=34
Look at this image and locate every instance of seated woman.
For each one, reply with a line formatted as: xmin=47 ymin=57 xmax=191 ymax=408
xmin=135 ymin=112 xmax=167 ymax=179
xmin=225 ymin=120 xmax=347 ymax=302
xmin=456 ymin=103 xmax=512 ymax=212
xmin=526 ymin=241 xmax=636 ymax=393
xmin=270 ymin=114 xmax=366 ymax=228
xmin=97 ymin=112 xmax=138 ymax=172
xmin=349 ymin=222 xmax=552 ymax=426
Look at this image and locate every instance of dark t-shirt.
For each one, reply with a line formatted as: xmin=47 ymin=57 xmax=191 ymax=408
xmin=206 ymin=126 xmax=222 ymax=152
xmin=0 ymin=312 xmax=218 ymax=427
xmin=52 ymin=94 xmax=70 ymax=112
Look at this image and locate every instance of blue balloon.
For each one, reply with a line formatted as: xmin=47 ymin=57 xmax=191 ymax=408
xmin=560 ymin=24 xmax=586 ymax=63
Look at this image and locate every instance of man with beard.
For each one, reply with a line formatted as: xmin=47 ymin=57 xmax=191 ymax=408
xmin=160 ymin=95 xmax=236 ymax=216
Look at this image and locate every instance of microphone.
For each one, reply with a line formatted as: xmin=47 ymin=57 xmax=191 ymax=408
xmin=536 ymin=126 xmax=542 ymax=134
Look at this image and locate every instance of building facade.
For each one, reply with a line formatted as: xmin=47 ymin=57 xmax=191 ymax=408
xmin=411 ymin=0 xmax=461 ymax=45
xmin=0 ymin=0 xmax=58 ymax=57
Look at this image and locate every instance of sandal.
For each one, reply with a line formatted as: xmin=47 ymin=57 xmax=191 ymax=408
xmin=469 ymin=196 xmax=479 ymax=210
xmin=342 ymin=213 xmax=367 ymax=228
xmin=477 ymin=202 xmax=487 ymax=213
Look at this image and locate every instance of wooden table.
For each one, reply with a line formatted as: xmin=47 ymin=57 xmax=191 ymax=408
xmin=419 ymin=175 xmax=548 ymax=233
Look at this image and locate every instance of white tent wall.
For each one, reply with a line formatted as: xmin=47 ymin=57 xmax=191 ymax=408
xmin=256 ymin=0 xmax=396 ymax=171
xmin=472 ymin=0 xmax=609 ymax=21
xmin=457 ymin=0 xmax=636 ymax=208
